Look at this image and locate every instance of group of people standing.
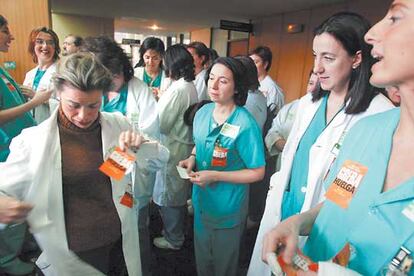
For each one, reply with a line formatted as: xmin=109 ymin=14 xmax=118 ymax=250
xmin=1 ymin=1 xmax=413 ymax=275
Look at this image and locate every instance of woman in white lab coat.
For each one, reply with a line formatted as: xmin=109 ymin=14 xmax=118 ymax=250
xmin=248 ymin=12 xmax=395 ymax=276
xmin=153 ymin=44 xmax=198 ymax=250
xmin=82 ymin=36 xmax=161 ymax=275
xmin=134 ymin=37 xmax=168 ymax=100
xmin=22 ymin=27 xmax=60 ymax=123
xmin=0 ymin=53 xmax=168 ymax=275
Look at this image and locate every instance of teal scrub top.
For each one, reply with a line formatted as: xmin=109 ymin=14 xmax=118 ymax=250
xmin=0 ymin=67 xmax=36 ymax=161
xmin=143 ymin=69 xmax=162 ymax=88
xmin=32 ymin=69 xmax=46 ymax=91
xmin=304 ymin=109 xmax=414 ymax=276
xmin=101 ymin=83 xmax=128 ymax=115
xmin=281 ymin=95 xmax=328 ymax=220
xmin=192 ymin=103 xmax=266 ymax=228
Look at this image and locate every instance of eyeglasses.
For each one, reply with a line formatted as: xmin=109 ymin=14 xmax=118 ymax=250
xmin=35 ymin=39 xmax=55 ymax=47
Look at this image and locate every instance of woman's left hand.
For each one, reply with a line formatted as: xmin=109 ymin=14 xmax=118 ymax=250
xmin=119 ymin=130 xmax=146 ymax=152
xmin=189 ymin=170 xmax=217 ymax=188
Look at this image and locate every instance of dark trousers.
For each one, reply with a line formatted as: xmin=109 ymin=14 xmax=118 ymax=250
xmin=76 ymin=237 xmax=127 ymax=275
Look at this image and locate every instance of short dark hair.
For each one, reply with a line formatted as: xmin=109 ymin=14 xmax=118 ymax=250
xmin=0 ymin=15 xmax=7 ymax=28
xmin=312 ymin=12 xmax=376 ymax=114
xmin=206 ymin=57 xmax=249 ymax=106
xmin=164 ymin=44 xmax=195 ymax=82
xmin=82 ymin=36 xmax=134 ymax=82
xmin=250 ymin=46 xmax=272 ymax=72
xmin=234 ymin=56 xmax=260 ymax=90
xmin=136 ymin=37 xmax=165 ymax=68
xmin=66 ymin=34 xmax=84 ymax=47
xmin=28 ymin=27 xmax=60 ymax=63
xmin=186 ymin=41 xmax=210 ymax=66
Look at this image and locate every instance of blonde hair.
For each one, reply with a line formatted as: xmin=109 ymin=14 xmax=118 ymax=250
xmin=53 ymin=52 xmax=113 ymax=94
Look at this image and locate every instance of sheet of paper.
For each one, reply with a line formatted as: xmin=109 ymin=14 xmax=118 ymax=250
xmin=176 ymin=166 xmax=192 ymax=179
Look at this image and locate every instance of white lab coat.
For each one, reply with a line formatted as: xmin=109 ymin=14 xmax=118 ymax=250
xmin=0 ymin=109 xmax=169 ymax=275
xmin=125 ymin=77 xmax=162 ymax=208
xmin=23 ymin=62 xmax=58 ymax=123
xmin=194 ymin=69 xmax=209 ymax=101
xmin=259 ymin=75 xmax=285 ymax=112
xmin=126 ymin=76 xmax=160 ymax=140
xmin=265 ymin=99 xmax=299 ymax=171
xmin=247 ymin=92 xmax=394 ymax=276
xmin=153 ymin=78 xmax=198 ymax=206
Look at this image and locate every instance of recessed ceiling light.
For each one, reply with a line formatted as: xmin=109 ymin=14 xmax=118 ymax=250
xmin=150 ymin=24 xmax=159 ymax=30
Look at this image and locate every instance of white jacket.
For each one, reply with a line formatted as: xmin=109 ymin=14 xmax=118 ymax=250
xmin=126 ymin=76 xmax=160 ymax=140
xmin=194 ymin=69 xmax=209 ymax=101
xmin=0 ymin=109 xmax=169 ymax=275
xmin=125 ymin=77 xmax=162 ymax=208
xmin=248 ymin=92 xmax=394 ymax=276
xmin=153 ymin=78 xmax=198 ymax=206
xmin=23 ymin=62 xmax=58 ymax=123
xmin=265 ymin=99 xmax=299 ymax=171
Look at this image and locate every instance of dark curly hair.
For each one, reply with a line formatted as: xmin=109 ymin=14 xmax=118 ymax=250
xmin=206 ymin=57 xmax=249 ymax=106
xmin=135 ymin=37 xmax=165 ymax=68
xmin=163 ymin=44 xmax=195 ymax=82
xmin=82 ymin=36 xmax=134 ymax=82
xmin=234 ymin=56 xmax=260 ymax=90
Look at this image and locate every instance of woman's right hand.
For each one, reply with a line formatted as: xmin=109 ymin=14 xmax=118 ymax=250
xmin=30 ymin=89 xmax=52 ymax=106
xmin=20 ymin=85 xmax=35 ymax=99
xmin=0 ymin=196 xmax=33 ymax=224
xmin=178 ymin=155 xmax=195 ymax=174
xmin=262 ymin=215 xmax=301 ymax=265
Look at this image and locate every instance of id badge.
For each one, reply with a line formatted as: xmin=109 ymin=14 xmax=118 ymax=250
xmin=325 ymin=160 xmax=368 ymax=209
xmin=211 ymin=145 xmax=228 ymax=167
xmin=99 ymin=147 xmax=136 ymax=180
xmin=120 ymin=183 xmax=134 ymax=208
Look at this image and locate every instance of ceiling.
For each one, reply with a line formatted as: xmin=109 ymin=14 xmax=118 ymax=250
xmin=51 ymin=0 xmax=345 ymax=36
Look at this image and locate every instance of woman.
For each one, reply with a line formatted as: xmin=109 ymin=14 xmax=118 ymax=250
xmin=152 ymin=44 xmax=198 ymax=250
xmin=83 ymin=36 xmax=159 ymax=139
xmin=179 ymin=57 xmax=266 ymax=276
xmin=134 ymin=37 xmax=166 ymax=100
xmin=263 ymin=2 xmax=414 ymax=275
xmin=248 ymin=12 xmax=395 ymax=276
xmin=22 ymin=27 xmax=60 ymax=123
xmin=250 ymin=46 xmax=285 ymax=112
xmin=186 ymin=41 xmax=210 ymax=101
xmin=83 ymin=36 xmax=161 ymax=275
xmin=0 ymin=14 xmax=51 ymax=275
xmin=0 ymin=53 xmax=168 ymax=275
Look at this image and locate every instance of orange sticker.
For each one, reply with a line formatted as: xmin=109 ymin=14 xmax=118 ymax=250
xmin=211 ymin=145 xmax=228 ymax=167
xmin=277 ymin=249 xmax=319 ymax=275
xmin=325 ymin=160 xmax=368 ymax=209
xmin=120 ymin=192 xmax=134 ymax=208
xmin=99 ymin=147 xmax=136 ymax=180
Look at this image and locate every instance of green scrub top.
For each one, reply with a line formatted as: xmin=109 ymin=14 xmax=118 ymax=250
xmin=0 ymin=67 xmax=36 ymax=161
xmin=32 ymin=69 xmax=46 ymax=91
xmin=281 ymin=95 xmax=328 ymax=220
xmin=143 ymin=69 xmax=162 ymax=88
xmin=101 ymin=83 xmax=128 ymax=115
xmin=304 ymin=109 xmax=414 ymax=275
xmin=192 ymin=103 xmax=266 ymax=228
